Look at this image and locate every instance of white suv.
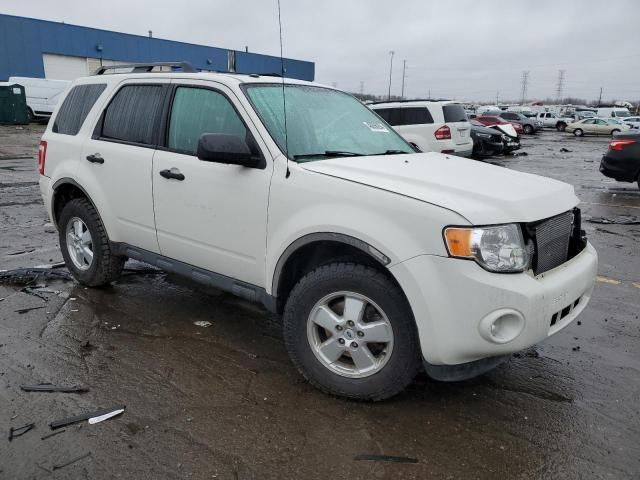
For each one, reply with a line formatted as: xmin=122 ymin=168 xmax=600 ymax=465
xmin=38 ymin=64 xmax=597 ymax=400
xmin=369 ymin=100 xmax=473 ymax=156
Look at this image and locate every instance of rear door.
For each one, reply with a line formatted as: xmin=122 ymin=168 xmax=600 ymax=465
xmin=374 ymin=107 xmax=436 ymax=152
xmin=442 ymin=103 xmax=472 ymax=149
xmin=79 ymin=80 xmax=168 ymax=252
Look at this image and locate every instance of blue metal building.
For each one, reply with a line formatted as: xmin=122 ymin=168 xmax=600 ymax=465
xmin=0 ymin=14 xmax=314 ymax=81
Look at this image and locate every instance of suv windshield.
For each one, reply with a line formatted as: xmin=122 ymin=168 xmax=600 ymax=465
xmin=243 ymin=84 xmax=413 ymax=161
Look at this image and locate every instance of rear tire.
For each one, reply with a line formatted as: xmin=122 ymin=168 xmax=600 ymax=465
xmin=523 ymin=124 xmax=533 ymax=134
xmin=58 ymin=198 xmax=124 ymax=287
xmin=283 ymin=263 xmax=421 ymax=401
xmin=556 ymin=122 xmax=567 ymax=132
xmin=573 ymin=128 xmax=583 ymax=137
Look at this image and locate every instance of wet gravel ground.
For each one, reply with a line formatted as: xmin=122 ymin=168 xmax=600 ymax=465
xmin=1 ymin=125 xmax=639 ymax=479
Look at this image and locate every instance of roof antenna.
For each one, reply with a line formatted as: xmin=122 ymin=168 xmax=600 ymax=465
xmin=277 ymin=0 xmax=290 ymax=178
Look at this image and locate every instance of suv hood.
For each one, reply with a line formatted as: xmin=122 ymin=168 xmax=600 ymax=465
xmin=301 ymin=153 xmax=578 ymax=225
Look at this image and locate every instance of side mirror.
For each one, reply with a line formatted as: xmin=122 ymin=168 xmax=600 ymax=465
xmin=197 ymin=133 xmax=260 ymax=168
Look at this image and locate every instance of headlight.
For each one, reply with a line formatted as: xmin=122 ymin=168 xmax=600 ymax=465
xmin=444 ymin=224 xmax=531 ymax=273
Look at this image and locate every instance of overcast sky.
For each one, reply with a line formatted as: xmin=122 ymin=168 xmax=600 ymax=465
xmin=2 ymin=0 xmax=639 ymax=102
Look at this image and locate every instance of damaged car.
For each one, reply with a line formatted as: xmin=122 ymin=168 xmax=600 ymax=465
xmin=471 ymin=119 xmax=520 ymax=154
xmin=38 ymin=63 xmax=597 ymax=400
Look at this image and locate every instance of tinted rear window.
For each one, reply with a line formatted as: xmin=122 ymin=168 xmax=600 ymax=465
xmin=374 ymin=107 xmax=434 ymax=126
xmin=442 ymin=104 xmax=467 ymax=123
xmin=52 ymin=84 xmax=106 ymax=135
xmin=101 ymin=85 xmax=165 ymax=145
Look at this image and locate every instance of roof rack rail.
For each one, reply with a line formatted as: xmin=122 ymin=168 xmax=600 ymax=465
xmin=93 ymin=62 xmax=197 ymax=75
xmin=368 ymin=98 xmax=452 ymax=105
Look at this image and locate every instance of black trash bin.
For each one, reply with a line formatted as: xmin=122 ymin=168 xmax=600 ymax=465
xmin=0 ymin=83 xmax=29 ymax=125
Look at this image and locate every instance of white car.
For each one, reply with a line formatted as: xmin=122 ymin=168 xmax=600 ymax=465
xmin=9 ymin=76 xmax=70 ymax=120
xmin=369 ymin=100 xmax=473 ymax=156
xmin=621 ymin=116 xmax=640 ymax=129
xmin=38 ymin=64 xmax=597 ymax=400
xmin=535 ymin=112 xmax=574 ymax=131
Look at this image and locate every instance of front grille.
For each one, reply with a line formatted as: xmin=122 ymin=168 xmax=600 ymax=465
xmin=527 ymin=209 xmax=585 ymax=275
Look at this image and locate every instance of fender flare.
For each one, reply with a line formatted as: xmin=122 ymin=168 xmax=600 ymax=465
xmin=271 ymin=232 xmax=391 ymax=296
xmin=51 ymin=177 xmax=103 ymax=228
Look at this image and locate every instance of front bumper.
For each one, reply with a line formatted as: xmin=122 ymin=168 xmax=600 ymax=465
xmin=390 ymin=242 xmax=597 ymax=366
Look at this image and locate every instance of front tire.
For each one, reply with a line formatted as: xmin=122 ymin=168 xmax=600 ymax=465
xmin=523 ymin=124 xmax=533 ymax=134
xmin=573 ymin=128 xmax=583 ymax=137
xmin=283 ymin=263 xmax=421 ymax=401
xmin=611 ymin=129 xmax=620 ymax=135
xmin=58 ymin=198 xmax=124 ymax=287
xmin=556 ymin=122 xmax=567 ymax=132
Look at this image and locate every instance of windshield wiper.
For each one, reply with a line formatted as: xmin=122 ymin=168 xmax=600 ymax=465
xmin=293 ymin=150 xmax=363 ymax=160
xmin=371 ymin=150 xmax=411 ymax=155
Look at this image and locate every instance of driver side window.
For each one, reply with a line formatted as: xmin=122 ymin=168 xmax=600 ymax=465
xmin=168 ymin=87 xmax=247 ymax=156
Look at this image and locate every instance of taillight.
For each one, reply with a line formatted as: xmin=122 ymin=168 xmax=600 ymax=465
xmin=38 ymin=140 xmax=47 ymax=175
xmin=434 ymin=125 xmax=451 ymax=140
xmin=609 ymin=139 xmax=636 ymax=151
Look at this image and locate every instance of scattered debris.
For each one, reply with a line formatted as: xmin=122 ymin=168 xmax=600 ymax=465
xmin=587 ymin=216 xmax=640 ymax=225
xmin=21 ymin=384 xmax=89 ymax=393
xmin=20 ymin=287 xmax=49 ymax=301
xmin=52 ymin=451 xmax=92 ymax=471
xmin=354 ymin=454 xmax=419 ymax=464
xmin=15 ymin=306 xmax=46 ymax=314
xmin=559 ymin=148 xmax=572 ymax=153
xmin=9 ymin=422 xmax=34 ymax=441
xmin=49 ymin=405 xmax=125 ymax=430
xmin=0 ymin=266 xmax=71 ymax=286
xmin=194 ymin=320 xmax=213 ymax=328
xmin=7 ymin=248 xmax=35 ymax=256
xmin=44 ymin=223 xmax=56 ymax=233
xmin=596 ymin=276 xmax=621 ymax=285
xmin=572 ymin=346 xmax=581 ymax=352
xmin=41 ymin=429 xmax=66 ymax=440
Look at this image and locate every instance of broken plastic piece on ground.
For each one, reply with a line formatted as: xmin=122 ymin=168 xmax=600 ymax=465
xmin=41 ymin=429 xmax=66 ymax=440
xmin=9 ymin=422 xmax=34 ymax=441
xmin=587 ymin=216 xmax=640 ymax=225
xmin=21 ymin=384 xmax=89 ymax=393
xmin=354 ymin=454 xmax=419 ymax=463
xmin=15 ymin=306 xmax=46 ymax=314
xmin=88 ymin=408 xmax=125 ymax=425
xmin=194 ymin=321 xmax=213 ymax=328
xmin=49 ymin=405 xmax=125 ymax=430
xmin=7 ymin=248 xmax=36 ymax=256
xmin=0 ymin=266 xmax=72 ymax=286
xmin=52 ymin=451 xmax=91 ymax=471
xmin=560 ymin=148 xmax=572 ymax=152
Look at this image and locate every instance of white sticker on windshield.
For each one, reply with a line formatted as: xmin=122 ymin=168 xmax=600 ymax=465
xmin=363 ymin=121 xmax=389 ymax=133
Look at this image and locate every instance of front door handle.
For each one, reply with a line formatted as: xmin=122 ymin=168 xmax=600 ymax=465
xmin=159 ymin=168 xmax=185 ymax=181
xmin=86 ymin=153 xmax=104 ymax=164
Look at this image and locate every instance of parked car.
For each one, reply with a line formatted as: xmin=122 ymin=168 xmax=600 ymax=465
xmin=370 ymin=100 xmax=473 ymax=156
xmin=596 ymin=107 xmax=630 ymax=119
xmin=469 ymin=122 xmax=505 ymax=157
xmin=535 ymin=112 xmax=574 ymax=131
xmin=621 ymin=116 xmax=640 ymax=129
xmin=474 ymin=115 xmax=523 ymax=136
xmin=8 ymin=76 xmax=70 ymax=121
xmin=600 ymin=133 xmax=640 ymax=190
xmin=566 ymin=118 xmax=632 ymax=136
xmin=496 ymin=111 xmax=542 ymax=134
xmin=575 ymin=110 xmax=597 ymax=121
xmin=38 ymin=64 xmax=597 ymax=400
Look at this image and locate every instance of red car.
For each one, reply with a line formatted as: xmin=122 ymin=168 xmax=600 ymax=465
xmin=475 ymin=115 xmax=524 ymax=135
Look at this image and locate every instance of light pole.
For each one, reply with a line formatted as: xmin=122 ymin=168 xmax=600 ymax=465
xmin=401 ymin=59 xmax=407 ymax=99
xmin=387 ymin=50 xmax=395 ymax=101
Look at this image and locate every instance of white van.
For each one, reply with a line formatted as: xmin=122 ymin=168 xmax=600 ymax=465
xmin=596 ymin=107 xmax=630 ymax=119
xmin=370 ymin=100 xmax=473 ymax=156
xmin=8 ymin=77 xmax=70 ymax=120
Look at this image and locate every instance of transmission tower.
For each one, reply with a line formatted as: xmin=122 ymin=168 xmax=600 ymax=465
xmin=556 ymin=70 xmax=565 ymax=101
xmin=520 ymin=71 xmax=529 ymax=104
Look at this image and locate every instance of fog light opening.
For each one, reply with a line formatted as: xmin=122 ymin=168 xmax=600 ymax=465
xmin=480 ymin=309 xmax=525 ymax=344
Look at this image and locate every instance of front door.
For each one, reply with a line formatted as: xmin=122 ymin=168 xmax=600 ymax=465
xmin=152 ymin=81 xmax=272 ymax=287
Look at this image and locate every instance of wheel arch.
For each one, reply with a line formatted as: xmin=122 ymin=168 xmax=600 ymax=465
xmin=271 ymin=233 xmax=400 ymax=314
xmin=51 ymin=178 xmax=103 ymax=229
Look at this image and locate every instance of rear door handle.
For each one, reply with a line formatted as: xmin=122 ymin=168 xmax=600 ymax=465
xmin=159 ymin=168 xmax=185 ymax=181
xmin=86 ymin=153 xmax=104 ymax=164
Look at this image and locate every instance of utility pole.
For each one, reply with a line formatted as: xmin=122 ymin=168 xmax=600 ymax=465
xmin=428 ymin=88 xmax=431 ymax=99
xmin=387 ymin=51 xmax=395 ymax=101
xmin=401 ymin=60 xmax=407 ymax=99
xmin=359 ymin=81 xmax=364 ymax=95
xmin=520 ymin=71 xmax=529 ymax=104
xmin=496 ymin=91 xmax=499 ymax=105
xmin=598 ymin=87 xmax=603 ymax=105
xmin=556 ymin=70 xmax=565 ymax=102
